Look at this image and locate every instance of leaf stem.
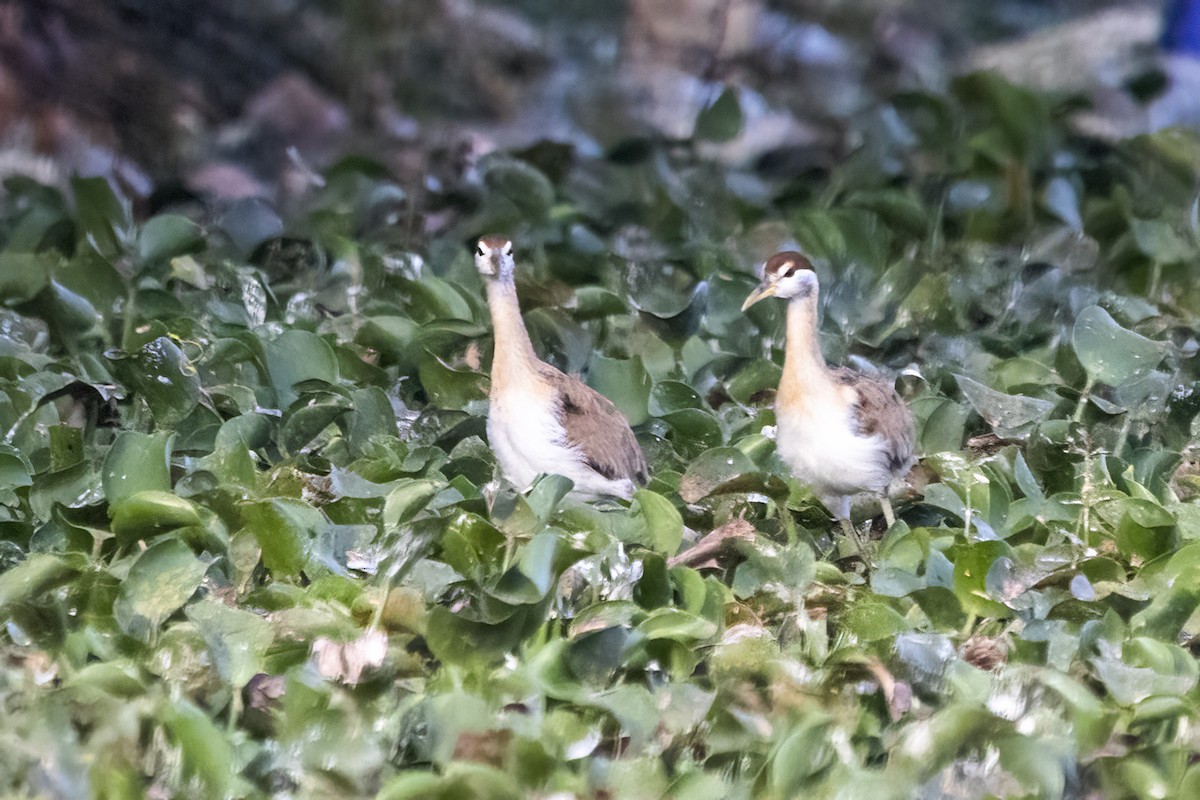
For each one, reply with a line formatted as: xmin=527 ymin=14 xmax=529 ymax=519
xmin=121 ymin=283 xmax=138 ymax=351
xmin=1072 ymin=375 xmax=1095 ymax=423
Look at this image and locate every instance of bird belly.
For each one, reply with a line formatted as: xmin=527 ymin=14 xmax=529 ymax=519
xmin=488 ymin=391 xmax=633 ymax=499
xmin=776 ymin=403 xmax=892 ymax=497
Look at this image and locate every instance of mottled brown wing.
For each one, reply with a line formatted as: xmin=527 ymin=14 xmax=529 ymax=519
xmin=834 ymin=367 xmax=916 ymax=474
xmin=540 ymin=364 xmax=649 ymax=486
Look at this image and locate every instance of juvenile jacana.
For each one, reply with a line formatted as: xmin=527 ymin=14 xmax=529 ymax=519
xmin=742 ymin=251 xmax=915 ymax=542
xmin=475 ymin=235 xmax=648 ymax=499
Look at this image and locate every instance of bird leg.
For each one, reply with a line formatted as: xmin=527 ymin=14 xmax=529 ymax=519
xmin=881 ymin=495 xmax=896 ymax=528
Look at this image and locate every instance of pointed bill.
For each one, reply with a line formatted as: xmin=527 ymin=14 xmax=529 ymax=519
xmin=741 ymin=283 xmax=777 ymax=311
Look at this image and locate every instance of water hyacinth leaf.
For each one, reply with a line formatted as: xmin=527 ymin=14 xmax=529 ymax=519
xmin=280 ymin=393 xmax=352 ymax=455
xmin=48 ymin=424 xmax=83 ymax=471
xmin=71 ymin=175 xmax=132 ymax=259
xmin=0 ymin=448 xmax=32 ymax=489
xmin=770 ymin=716 xmax=835 ymax=795
xmin=997 ymin=734 xmax=1066 ymax=799
xmin=678 ymin=447 xmax=756 ymax=503
xmin=29 ymin=461 xmax=101 ymax=521
xmin=113 ymin=538 xmax=208 ymax=641
xmin=1129 ymin=217 xmax=1192 ymax=263
xmin=586 ymin=354 xmax=651 ymax=425
xmin=32 ymin=280 xmax=102 ymax=340
xmin=265 ymin=330 xmax=339 ymax=408
xmin=649 ymin=381 xmax=703 ymax=415
xmin=344 ymin=387 xmax=397 ymax=455
xmin=1130 ymin=564 xmax=1200 ymax=640
xmin=424 ymin=605 xmax=532 ymax=667
xmin=356 ymin=316 xmax=420 ymax=369
xmin=660 ymin=409 xmax=724 ymax=456
xmin=185 ymin=599 xmax=275 ymax=690
xmin=377 ymin=773 xmax=444 ymax=800
xmin=417 ymin=352 xmax=488 ymax=409
xmin=1072 ymin=306 xmax=1165 ymax=386
xmin=382 ymin=479 xmax=441 ymax=527
xmin=240 ymin=498 xmax=325 ymax=577
xmin=956 ymin=374 xmax=1054 ymax=439
xmin=163 ymin=700 xmax=234 ymax=798
xmin=630 ymin=489 xmax=684 ymax=555
xmin=726 ymin=358 xmax=782 ymax=404
xmin=694 ymin=86 xmax=743 ymax=143
xmin=0 ymin=554 xmax=80 ymax=608
xmin=911 ymin=396 xmax=969 ymax=455
xmin=111 ymin=491 xmax=202 ymax=540
xmin=0 ymin=252 xmax=51 ymax=306
xmin=479 ymin=154 xmax=555 ymax=225
xmin=638 ymin=608 xmax=717 ymax=642
xmin=526 ymin=474 xmax=574 ymax=523
xmin=102 ymin=431 xmax=172 ymax=508
xmin=516 ymin=530 xmax=565 ymax=597
xmin=950 ymin=539 xmax=1013 ymax=618
xmin=217 ymin=197 xmax=283 ymax=255
xmin=842 ymin=600 xmax=910 ymax=641
xmin=113 ymin=337 xmax=203 ymax=425
xmin=624 ymin=262 xmax=694 ymax=319
xmin=137 ymin=214 xmax=205 ymax=266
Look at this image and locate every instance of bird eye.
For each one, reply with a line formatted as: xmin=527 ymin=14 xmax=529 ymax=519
xmin=782 ymin=267 xmax=797 ymax=278
xmin=476 ymin=245 xmax=486 ymax=257
xmin=502 ymin=243 xmax=512 ymax=255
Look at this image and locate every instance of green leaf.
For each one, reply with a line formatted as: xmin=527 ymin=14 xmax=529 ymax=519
xmin=111 ymin=491 xmax=202 ymax=540
xmin=240 ymin=498 xmax=325 ymax=577
xmin=417 ymin=352 xmax=488 ymax=409
xmin=265 ymin=330 xmax=339 ymax=408
xmin=638 ymin=608 xmax=718 ymax=642
xmin=587 ymin=354 xmax=651 ymax=426
xmin=186 ymin=599 xmax=274 ymax=690
xmin=842 ymin=600 xmax=910 ymax=641
xmin=479 ymin=154 xmax=555 ymax=224
xmin=112 ymin=337 xmax=203 ymax=425
xmin=0 ymin=554 xmax=79 ymax=609
xmin=48 ymin=424 xmax=84 ymax=472
xmin=113 ymin=539 xmax=208 ymax=641
xmin=950 ymin=539 xmax=1013 ymax=618
xmin=694 ymin=87 xmax=743 ymax=143
xmin=956 ymin=374 xmax=1054 ymax=439
xmin=649 ymin=381 xmax=703 ymax=415
xmin=1072 ymin=306 xmax=1165 ymax=386
xmin=137 ymin=214 xmax=205 ymax=266
xmin=72 ymin=175 xmax=132 ymax=259
xmin=103 ymin=432 xmax=172 ymax=508
xmin=629 ymin=489 xmax=684 ymax=555
xmin=382 ymin=479 xmax=441 ymax=527
xmin=678 ymin=447 xmax=757 ymax=503
xmin=0 ymin=252 xmax=51 ymax=306
xmin=770 ymin=715 xmax=835 ymax=794
xmin=217 ymin=197 xmax=282 ymax=255
xmin=377 ymin=773 xmax=444 ymax=800
xmin=163 ymin=700 xmax=233 ymax=797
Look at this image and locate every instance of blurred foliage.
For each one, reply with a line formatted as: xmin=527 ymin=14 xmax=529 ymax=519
xmin=0 ymin=69 xmax=1199 ymax=800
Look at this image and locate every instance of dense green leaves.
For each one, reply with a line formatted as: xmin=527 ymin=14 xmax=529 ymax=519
xmin=0 ymin=53 xmax=1198 ymax=800
xmin=113 ymin=539 xmax=208 ymax=641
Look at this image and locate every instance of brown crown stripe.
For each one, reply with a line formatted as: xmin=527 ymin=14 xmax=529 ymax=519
xmin=764 ymin=251 xmax=814 ymax=277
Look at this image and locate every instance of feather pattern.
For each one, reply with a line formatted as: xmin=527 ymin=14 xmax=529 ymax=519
xmin=745 ymin=251 xmax=916 ymax=525
xmin=478 ymin=237 xmax=647 ymax=500
xmin=545 ymin=364 xmax=649 ymax=486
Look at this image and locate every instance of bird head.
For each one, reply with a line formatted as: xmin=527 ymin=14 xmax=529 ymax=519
xmin=475 ymin=235 xmax=516 ymax=281
xmin=741 ymin=251 xmax=817 ymax=310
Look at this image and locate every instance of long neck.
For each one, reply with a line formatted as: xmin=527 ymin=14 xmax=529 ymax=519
xmin=485 ymin=279 xmax=540 ymax=387
xmin=780 ymin=293 xmax=836 ymax=397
